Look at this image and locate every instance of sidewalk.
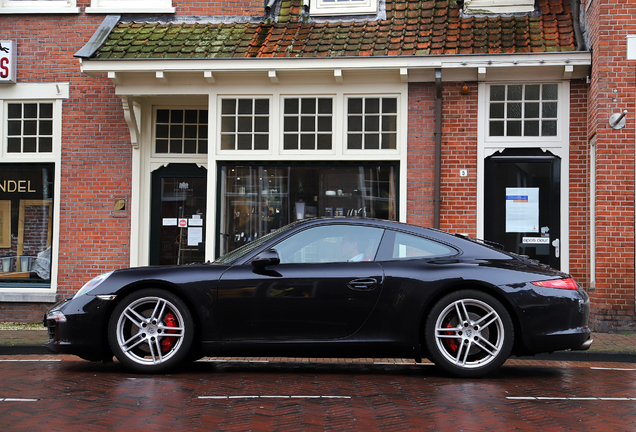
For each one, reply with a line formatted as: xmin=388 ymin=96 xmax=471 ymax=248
xmin=1 ymin=328 xmax=635 ymax=361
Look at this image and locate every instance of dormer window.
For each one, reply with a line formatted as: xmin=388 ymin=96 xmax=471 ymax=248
xmin=311 ymin=0 xmax=378 ymax=16
xmin=464 ymin=0 xmax=535 ymax=15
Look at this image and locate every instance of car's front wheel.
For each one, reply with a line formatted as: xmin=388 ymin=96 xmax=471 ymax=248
xmin=108 ymin=289 xmax=194 ymax=373
xmin=425 ymin=290 xmax=513 ymax=377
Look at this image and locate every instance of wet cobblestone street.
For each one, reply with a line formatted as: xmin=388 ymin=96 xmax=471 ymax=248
xmin=0 ymin=356 xmax=635 ymax=431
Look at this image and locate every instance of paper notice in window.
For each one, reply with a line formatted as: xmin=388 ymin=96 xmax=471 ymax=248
xmin=188 ymin=227 xmax=203 ymax=246
xmin=505 ymin=188 xmax=539 ymax=233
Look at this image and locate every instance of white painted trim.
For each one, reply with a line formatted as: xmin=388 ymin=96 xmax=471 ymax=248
xmin=81 ymin=52 xmax=592 ymax=80
xmin=0 ymin=88 xmax=66 ymax=297
xmin=477 ymin=81 xmax=570 ymax=272
xmin=86 ymin=7 xmax=175 ymax=13
xmin=86 ymin=0 xmax=173 ymax=13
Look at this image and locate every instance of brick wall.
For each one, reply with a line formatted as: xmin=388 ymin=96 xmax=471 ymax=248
xmin=406 ymin=81 xmax=479 ymax=236
xmin=568 ymin=79 xmax=590 ymax=289
xmin=584 ymin=0 xmax=636 ymax=332
xmin=439 ymin=82 xmax=478 ymax=237
xmin=406 ymin=83 xmax=436 ymax=227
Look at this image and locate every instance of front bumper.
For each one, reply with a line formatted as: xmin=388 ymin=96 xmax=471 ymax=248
xmin=43 ymin=295 xmax=113 ymax=361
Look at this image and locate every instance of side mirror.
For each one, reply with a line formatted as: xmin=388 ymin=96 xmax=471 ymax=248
xmin=251 ymin=249 xmax=280 ymax=269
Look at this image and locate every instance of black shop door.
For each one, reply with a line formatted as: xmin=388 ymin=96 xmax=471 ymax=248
xmin=484 ymin=148 xmax=561 ymax=269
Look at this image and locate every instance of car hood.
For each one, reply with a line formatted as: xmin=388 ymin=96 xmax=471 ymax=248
xmin=86 ymin=263 xmax=230 ymax=296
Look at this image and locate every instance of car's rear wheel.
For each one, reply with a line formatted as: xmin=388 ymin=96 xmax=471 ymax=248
xmin=108 ymin=289 xmax=193 ymax=373
xmin=425 ymin=290 xmax=513 ymax=378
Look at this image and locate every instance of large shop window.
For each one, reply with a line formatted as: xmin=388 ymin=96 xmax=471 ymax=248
xmin=488 ymin=84 xmax=558 ymax=137
xmin=218 ymin=163 xmax=397 ymax=256
xmin=0 ymin=164 xmax=54 ymax=285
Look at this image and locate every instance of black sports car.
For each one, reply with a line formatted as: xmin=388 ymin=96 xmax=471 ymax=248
xmin=45 ymin=218 xmax=591 ymax=377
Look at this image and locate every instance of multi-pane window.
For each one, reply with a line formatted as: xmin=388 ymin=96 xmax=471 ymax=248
xmin=7 ymin=103 xmax=53 ymax=153
xmin=347 ymin=97 xmax=397 ymax=150
xmin=489 ymin=84 xmax=558 ymax=137
xmin=283 ymin=98 xmax=333 ymax=150
xmin=155 ymin=109 xmax=208 ymax=154
xmin=220 ymin=98 xmax=269 ymax=151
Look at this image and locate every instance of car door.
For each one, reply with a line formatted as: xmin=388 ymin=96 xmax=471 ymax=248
xmin=217 ymin=224 xmax=385 ymax=340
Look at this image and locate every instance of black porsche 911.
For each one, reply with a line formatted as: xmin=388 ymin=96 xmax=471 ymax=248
xmin=44 ymin=218 xmax=591 ymax=377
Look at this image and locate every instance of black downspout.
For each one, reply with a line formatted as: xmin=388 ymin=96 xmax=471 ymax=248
xmin=434 ymin=69 xmax=442 ymax=229
xmin=570 ymin=0 xmax=585 ymax=51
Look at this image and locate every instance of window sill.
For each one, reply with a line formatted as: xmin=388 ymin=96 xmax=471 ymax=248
xmin=0 ymin=292 xmax=56 ymax=303
xmin=85 ymin=7 xmax=175 ymax=13
xmin=0 ymin=7 xmax=80 ymax=14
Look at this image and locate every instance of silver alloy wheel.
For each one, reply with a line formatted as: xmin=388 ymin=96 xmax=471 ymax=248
xmin=115 ymin=296 xmax=186 ymax=366
xmin=433 ymin=298 xmax=505 ymax=369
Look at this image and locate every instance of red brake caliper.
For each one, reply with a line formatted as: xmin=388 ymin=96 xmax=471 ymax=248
xmin=161 ymin=312 xmax=177 ymax=353
xmin=444 ymin=322 xmax=459 ymax=354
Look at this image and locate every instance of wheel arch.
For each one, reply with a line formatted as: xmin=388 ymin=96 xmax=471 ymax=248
xmin=100 ymin=280 xmax=204 ymax=358
xmin=417 ymin=281 xmax=524 ymax=358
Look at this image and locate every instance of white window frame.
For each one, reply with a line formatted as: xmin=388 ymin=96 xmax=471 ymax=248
xmin=151 ymin=106 xmax=209 ymax=157
xmin=280 ymin=94 xmax=336 ymax=155
xmin=483 ymin=82 xmax=567 ymax=145
xmin=216 ymin=95 xmax=273 ymax=156
xmin=343 ymin=94 xmax=399 ymax=154
xmin=0 ymin=83 xmax=67 ymax=302
xmin=311 ymin=0 xmax=378 ymax=16
xmin=486 ymin=83 xmax=560 ymax=139
xmin=86 ymin=0 xmax=175 ymax=14
xmin=477 ymin=80 xmax=570 ymax=272
xmin=0 ymin=0 xmax=79 ymax=14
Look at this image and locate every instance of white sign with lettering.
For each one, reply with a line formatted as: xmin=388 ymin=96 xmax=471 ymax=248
xmin=0 ymin=41 xmax=16 ymax=84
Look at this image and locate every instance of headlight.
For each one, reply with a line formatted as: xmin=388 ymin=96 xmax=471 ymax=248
xmin=46 ymin=311 xmax=67 ymax=323
xmin=74 ymin=271 xmax=114 ymax=299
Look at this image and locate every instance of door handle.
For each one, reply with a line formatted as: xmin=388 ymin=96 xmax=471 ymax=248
xmin=348 ymin=278 xmax=378 ymax=291
xmin=552 ymin=238 xmax=560 ymax=259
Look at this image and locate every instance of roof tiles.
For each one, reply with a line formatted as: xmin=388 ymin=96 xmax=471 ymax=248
xmin=92 ymin=0 xmax=577 ymax=60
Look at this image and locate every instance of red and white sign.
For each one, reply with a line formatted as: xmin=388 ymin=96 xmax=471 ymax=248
xmin=178 ymin=218 xmax=188 ymax=228
xmin=0 ymin=41 xmax=16 ymax=84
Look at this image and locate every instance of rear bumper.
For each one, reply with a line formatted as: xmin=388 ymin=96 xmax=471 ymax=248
xmin=503 ymin=282 xmax=591 ymax=355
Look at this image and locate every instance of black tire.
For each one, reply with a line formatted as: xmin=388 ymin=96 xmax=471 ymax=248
xmin=425 ymin=290 xmax=513 ymax=378
xmin=108 ymin=288 xmax=194 ymax=373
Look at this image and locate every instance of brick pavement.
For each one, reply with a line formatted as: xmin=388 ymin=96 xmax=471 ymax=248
xmin=1 ymin=329 xmax=636 ymax=361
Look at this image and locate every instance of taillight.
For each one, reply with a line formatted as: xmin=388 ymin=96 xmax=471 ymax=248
xmin=531 ymin=278 xmax=579 ymax=290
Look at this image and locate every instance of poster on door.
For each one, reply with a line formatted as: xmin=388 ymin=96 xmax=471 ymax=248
xmin=505 ymin=187 xmax=539 ymax=233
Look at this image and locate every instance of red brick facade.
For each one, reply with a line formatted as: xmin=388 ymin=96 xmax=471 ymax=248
xmin=584 ymin=0 xmax=636 ymax=331
xmin=0 ymin=0 xmax=635 ymax=333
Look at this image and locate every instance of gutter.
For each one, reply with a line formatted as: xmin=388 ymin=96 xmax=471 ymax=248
xmin=74 ymin=15 xmax=121 ymax=59
xmin=434 ymin=68 xmax=442 ymax=229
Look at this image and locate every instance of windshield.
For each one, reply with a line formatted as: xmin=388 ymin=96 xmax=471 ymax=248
xmin=213 ymin=224 xmax=294 ymax=264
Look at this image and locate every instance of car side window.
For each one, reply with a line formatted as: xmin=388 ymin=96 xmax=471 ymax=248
xmin=274 ymin=225 xmax=384 ymax=264
xmin=384 ymin=231 xmax=455 ymax=259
